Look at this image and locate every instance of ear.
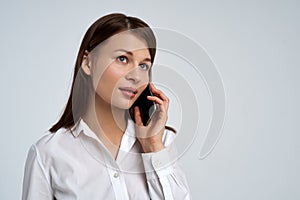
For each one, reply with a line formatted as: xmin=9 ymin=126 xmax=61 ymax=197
xmin=81 ymin=50 xmax=91 ymax=76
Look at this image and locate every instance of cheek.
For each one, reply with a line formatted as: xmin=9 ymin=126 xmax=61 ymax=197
xmin=136 ymin=73 xmax=150 ymax=90
xmin=91 ymin=58 xmax=114 ymax=89
xmin=94 ymin=66 xmax=125 ymax=101
xmin=142 ymin=73 xmax=150 ymax=84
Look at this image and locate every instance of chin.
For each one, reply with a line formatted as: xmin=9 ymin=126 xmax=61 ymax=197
xmin=110 ymin=90 xmax=140 ymax=110
xmin=111 ymin=98 xmax=134 ymax=110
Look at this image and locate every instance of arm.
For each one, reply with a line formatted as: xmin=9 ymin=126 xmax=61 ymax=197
xmin=141 ymin=140 xmax=191 ymax=200
xmin=134 ymin=83 xmax=192 ymax=199
xmin=22 ymin=144 xmax=54 ymax=200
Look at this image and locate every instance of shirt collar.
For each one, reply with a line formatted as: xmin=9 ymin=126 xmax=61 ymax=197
xmin=70 ymin=116 xmax=138 ymax=162
xmin=70 ymin=116 xmax=137 ymax=139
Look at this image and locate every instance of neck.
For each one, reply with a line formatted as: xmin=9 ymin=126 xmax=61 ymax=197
xmin=82 ymin=94 xmax=128 ymax=146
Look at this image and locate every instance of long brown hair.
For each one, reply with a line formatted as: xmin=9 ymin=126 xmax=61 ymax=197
xmin=49 ymin=13 xmax=176 ymax=134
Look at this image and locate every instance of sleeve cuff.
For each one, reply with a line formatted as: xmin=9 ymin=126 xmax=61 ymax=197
xmin=141 ymin=146 xmax=175 ymax=180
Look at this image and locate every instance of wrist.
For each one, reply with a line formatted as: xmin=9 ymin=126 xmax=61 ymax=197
xmin=142 ymin=142 xmax=165 ymax=153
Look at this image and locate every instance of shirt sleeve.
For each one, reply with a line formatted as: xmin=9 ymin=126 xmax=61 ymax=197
xmin=22 ymin=144 xmax=54 ymax=200
xmin=141 ymin=130 xmax=192 ymax=200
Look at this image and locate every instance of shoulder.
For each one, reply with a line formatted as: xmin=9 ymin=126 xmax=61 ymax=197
xmin=35 ymin=128 xmax=70 ymax=147
xmin=28 ymin=128 xmax=76 ymax=161
xmin=162 ymin=126 xmax=177 ymax=147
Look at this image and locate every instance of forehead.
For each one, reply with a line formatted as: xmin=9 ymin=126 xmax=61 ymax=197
xmin=98 ymin=31 xmax=149 ymax=55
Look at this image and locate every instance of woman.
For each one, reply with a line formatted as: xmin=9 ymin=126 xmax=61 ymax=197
xmin=22 ymin=13 xmax=191 ymax=200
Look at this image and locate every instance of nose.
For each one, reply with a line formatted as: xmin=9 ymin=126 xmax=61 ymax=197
xmin=124 ymin=66 xmax=141 ymax=84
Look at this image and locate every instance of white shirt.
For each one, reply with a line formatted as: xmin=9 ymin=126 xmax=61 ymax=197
xmin=22 ymin=117 xmax=191 ymax=200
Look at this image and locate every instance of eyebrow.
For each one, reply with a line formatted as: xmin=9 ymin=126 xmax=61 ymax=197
xmin=114 ymin=49 xmax=152 ymax=62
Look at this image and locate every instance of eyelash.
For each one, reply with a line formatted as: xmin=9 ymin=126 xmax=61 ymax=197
xmin=117 ymin=55 xmax=128 ymax=63
xmin=116 ymin=55 xmax=150 ymax=70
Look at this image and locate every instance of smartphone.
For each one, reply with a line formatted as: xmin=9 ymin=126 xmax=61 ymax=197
xmin=129 ymin=83 xmax=157 ymax=126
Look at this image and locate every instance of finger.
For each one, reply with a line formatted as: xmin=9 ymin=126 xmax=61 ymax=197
xmin=148 ymin=94 xmax=169 ymax=109
xmin=147 ymin=95 xmax=164 ymax=105
xmin=149 ymin=82 xmax=169 ymax=102
xmin=147 ymin=96 xmax=166 ymax=112
xmin=134 ymin=106 xmax=143 ymax=126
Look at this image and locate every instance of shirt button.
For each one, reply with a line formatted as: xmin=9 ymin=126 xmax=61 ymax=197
xmin=113 ymin=172 xmax=119 ymax=178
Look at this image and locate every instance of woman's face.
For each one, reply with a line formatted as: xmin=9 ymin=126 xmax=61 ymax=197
xmin=87 ymin=31 xmax=152 ymax=109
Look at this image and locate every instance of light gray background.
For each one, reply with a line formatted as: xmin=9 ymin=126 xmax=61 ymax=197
xmin=1 ymin=0 xmax=299 ymax=199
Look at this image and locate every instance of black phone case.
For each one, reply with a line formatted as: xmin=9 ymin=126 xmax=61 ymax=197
xmin=129 ymin=83 xmax=156 ymax=126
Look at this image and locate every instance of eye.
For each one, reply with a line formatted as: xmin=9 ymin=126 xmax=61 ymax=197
xmin=139 ymin=63 xmax=150 ymax=70
xmin=116 ymin=55 xmax=128 ymax=63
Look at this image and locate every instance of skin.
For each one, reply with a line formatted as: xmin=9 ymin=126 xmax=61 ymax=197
xmin=81 ymin=31 xmax=169 ymax=159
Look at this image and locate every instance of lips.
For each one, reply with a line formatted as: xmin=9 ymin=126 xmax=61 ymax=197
xmin=118 ymin=87 xmax=138 ymax=94
xmin=118 ymin=87 xmax=138 ymax=98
